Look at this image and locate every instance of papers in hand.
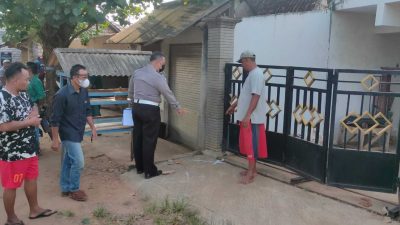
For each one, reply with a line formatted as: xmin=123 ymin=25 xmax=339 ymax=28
xmin=122 ymin=108 xmax=134 ymax=126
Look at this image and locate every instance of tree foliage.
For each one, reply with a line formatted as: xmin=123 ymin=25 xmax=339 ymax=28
xmin=182 ymin=0 xmax=213 ymax=5
xmin=77 ymin=22 xmax=110 ymax=46
xmin=0 ymin=0 xmax=162 ymax=101
xmin=0 ymin=0 xmax=161 ymax=60
xmin=0 ymin=0 xmax=213 ymax=60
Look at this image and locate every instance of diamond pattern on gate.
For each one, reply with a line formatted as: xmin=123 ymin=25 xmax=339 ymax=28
xmin=361 ymin=75 xmax=379 ymax=91
xmin=266 ymin=100 xmax=281 ymax=118
xmin=304 ymin=71 xmax=316 ymax=87
xmin=232 ymin=67 xmax=242 ymax=80
xmin=293 ymin=105 xmax=305 ymax=124
xmin=373 ymin=112 xmax=393 ymax=136
xmin=339 ymin=111 xmax=392 ymax=136
xmin=293 ymin=105 xmax=324 ymax=127
xmin=263 ymin=68 xmax=273 ymax=83
xmin=228 ymin=94 xmax=238 ymax=113
xmin=340 ymin=112 xmax=360 ymax=134
xmin=309 ymin=108 xmax=324 ymax=128
xmin=353 ymin=112 xmax=379 ymax=134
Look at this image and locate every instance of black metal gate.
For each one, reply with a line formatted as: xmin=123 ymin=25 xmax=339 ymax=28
xmin=327 ymin=69 xmax=400 ymax=193
xmin=223 ymin=63 xmax=400 ymax=192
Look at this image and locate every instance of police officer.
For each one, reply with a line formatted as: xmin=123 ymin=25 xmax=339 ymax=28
xmin=128 ymin=52 xmax=185 ymax=179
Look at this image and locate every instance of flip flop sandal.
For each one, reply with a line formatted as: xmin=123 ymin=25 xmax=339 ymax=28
xmin=5 ymin=220 xmax=24 ymax=225
xmin=29 ymin=209 xmax=57 ymax=219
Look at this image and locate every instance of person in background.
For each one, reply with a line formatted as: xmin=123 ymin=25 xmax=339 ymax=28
xmin=34 ymin=57 xmax=46 ymax=83
xmin=0 ymin=62 xmax=57 ymax=225
xmin=27 ymin=61 xmax=46 ymax=155
xmin=225 ymin=50 xmax=268 ymax=184
xmin=0 ymin=59 xmax=11 ymax=87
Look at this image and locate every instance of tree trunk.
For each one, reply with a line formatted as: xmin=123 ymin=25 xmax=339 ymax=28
xmin=39 ymin=23 xmax=75 ymax=108
xmin=41 ymin=45 xmax=59 ymax=117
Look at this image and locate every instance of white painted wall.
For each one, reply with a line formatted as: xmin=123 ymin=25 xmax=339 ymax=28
xmin=234 ymin=10 xmax=400 ymax=69
xmin=234 ymin=11 xmax=332 ymax=144
xmin=335 ymin=0 xmax=400 ymax=33
xmin=234 ymin=11 xmax=331 ymax=67
xmin=336 ymin=0 xmax=400 ymax=11
xmin=234 ymin=10 xmax=400 ymax=146
xmin=335 ymin=0 xmax=400 ymax=9
xmin=329 ymin=12 xmax=400 ymax=69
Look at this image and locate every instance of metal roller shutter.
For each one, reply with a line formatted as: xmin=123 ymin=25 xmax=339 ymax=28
xmin=169 ymin=44 xmax=202 ymax=149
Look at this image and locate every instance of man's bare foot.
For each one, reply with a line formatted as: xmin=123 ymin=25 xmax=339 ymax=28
xmin=5 ymin=216 xmax=24 ymax=225
xmin=239 ymin=174 xmax=255 ymax=184
xmin=239 ymin=170 xmax=248 ymax=176
xmin=5 ymin=220 xmax=24 ymax=225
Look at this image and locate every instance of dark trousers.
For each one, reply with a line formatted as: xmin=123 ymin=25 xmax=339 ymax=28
xmin=132 ymin=103 xmax=160 ymax=175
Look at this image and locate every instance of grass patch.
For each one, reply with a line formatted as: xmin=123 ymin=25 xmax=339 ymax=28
xmin=81 ymin=217 xmax=91 ymax=225
xmin=124 ymin=215 xmax=139 ymax=225
xmin=146 ymin=198 xmax=207 ymax=225
xmin=93 ymin=206 xmax=110 ymax=218
xmin=58 ymin=210 xmax=75 ymax=217
xmin=87 ymin=199 xmax=231 ymax=225
xmin=91 ymin=206 xmax=142 ymax=225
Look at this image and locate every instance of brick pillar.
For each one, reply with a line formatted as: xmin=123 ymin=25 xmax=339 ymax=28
xmin=204 ymin=17 xmax=239 ymax=152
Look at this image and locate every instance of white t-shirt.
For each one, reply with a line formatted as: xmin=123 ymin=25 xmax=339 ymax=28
xmin=236 ymin=67 xmax=267 ymax=124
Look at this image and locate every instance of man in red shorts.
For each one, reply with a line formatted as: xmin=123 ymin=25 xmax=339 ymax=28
xmin=226 ymin=50 xmax=268 ymax=184
xmin=0 ymin=62 xmax=56 ymax=225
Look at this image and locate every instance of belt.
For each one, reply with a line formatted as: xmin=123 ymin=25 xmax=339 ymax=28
xmin=134 ymin=99 xmax=160 ymax=107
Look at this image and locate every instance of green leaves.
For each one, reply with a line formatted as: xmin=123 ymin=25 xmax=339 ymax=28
xmin=43 ymin=1 xmax=55 ymax=14
xmin=72 ymin=8 xmax=81 ymax=16
xmin=183 ymin=0 xmax=213 ymax=5
xmin=0 ymin=0 xmax=158 ymax=60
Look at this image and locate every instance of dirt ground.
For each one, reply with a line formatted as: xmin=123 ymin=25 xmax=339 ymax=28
xmin=0 ymin=133 xmax=154 ymax=225
xmin=1 ymin=131 xmax=398 ymax=225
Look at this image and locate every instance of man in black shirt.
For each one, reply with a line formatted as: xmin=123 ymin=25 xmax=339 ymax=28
xmin=50 ymin=64 xmax=97 ymax=201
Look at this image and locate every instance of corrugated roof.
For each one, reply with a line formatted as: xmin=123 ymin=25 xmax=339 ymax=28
xmin=244 ymin=0 xmax=328 ymax=16
xmin=107 ymin=0 xmax=230 ymax=45
xmin=53 ymin=48 xmax=151 ymax=77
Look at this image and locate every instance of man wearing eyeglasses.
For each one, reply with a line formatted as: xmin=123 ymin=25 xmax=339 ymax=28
xmin=50 ymin=64 xmax=97 ymax=201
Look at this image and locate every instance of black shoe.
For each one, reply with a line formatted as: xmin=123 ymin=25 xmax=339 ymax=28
xmin=137 ymin=170 xmax=144 ymax=175
xmin=144 ymin=170 xmax=162 ymax=179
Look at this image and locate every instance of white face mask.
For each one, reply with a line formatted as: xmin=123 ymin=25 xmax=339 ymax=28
xmin=78 ymin=79 xmax=90 ymax=88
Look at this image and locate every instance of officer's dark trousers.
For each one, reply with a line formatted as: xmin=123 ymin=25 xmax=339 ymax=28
xmin=132 ymin=103 xmax=160 ymax=176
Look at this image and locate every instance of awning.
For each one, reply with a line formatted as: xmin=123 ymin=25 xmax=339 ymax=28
xmin=53 ymin=48 xmax=151 ymax=77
